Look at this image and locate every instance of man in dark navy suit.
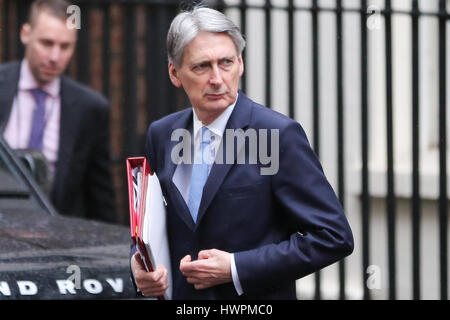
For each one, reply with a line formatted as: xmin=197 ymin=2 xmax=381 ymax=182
xmin=131 ymin=7 xmax=353 ymax=299
xmin=0 ymin=0 xmax=116 ymax=222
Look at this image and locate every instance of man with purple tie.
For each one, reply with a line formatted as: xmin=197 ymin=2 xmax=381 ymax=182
xmin=0 ymin=0 xmax=116 ymax=222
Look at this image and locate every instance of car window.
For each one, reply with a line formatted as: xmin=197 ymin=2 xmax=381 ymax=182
xmin=0 ymin=138 xmax=55 ymax=215
xmin=0 ymin=152 xmax=30 ymax=197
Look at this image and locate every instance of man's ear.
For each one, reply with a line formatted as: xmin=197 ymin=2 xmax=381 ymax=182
xmin=238 ymin=54 xmax=244 ymax=77
xmin=20 ymin=23 xmax=32 ymax=45
xmin=168 ymin=62 xmax=182 ymax=88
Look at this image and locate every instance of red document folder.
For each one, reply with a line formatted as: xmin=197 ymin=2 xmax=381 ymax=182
xmin=126 ymin=157 xmax=171 ymax=300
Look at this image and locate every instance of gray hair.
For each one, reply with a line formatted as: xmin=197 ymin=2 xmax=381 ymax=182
xmin=167 ymin=7 xmax=246 ymax=67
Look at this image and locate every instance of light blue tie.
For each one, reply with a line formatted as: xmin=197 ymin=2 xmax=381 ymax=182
xmin=188 ymin=126 xmax=211 ymax=223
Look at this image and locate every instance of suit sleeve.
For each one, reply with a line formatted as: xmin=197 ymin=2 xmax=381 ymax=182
xmin=84 ymin=99 xmax=117 ymax=222
xmin=144 ymin=123 xmax=157 ymax=173
xmin=234 ymin=121 xmax=354 ymax=295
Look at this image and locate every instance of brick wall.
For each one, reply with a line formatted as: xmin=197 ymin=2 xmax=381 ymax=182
xmin=63 ymin=5 xmax=131 ymax=224
xmin=81 ymin=5 xmax=152 ymax=225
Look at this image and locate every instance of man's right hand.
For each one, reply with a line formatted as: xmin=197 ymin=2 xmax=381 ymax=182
xmin=131 ymin=252 xmax=169 ymax=297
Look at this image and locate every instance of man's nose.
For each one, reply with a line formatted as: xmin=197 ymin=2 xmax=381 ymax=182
xmin=209 ymin=65 xmax=223 ymax=86
xmin=49 ymin=46 xmax=61 ymax=62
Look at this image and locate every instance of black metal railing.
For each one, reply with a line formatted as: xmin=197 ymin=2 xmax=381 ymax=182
xmin=222 ymin=0 xmax=448 ymax=301
xmin=0 ymin=0 xmax=448 ymax=300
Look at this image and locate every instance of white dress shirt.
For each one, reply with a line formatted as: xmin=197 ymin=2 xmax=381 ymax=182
xmin=172 ymin=95 xmax=244 ymax=296
xmin=3 ymin=59 xmax=61 ymax=173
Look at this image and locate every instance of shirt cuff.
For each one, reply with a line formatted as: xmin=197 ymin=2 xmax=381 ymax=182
xmin=230 ymin=253 xmax=244 ymax=296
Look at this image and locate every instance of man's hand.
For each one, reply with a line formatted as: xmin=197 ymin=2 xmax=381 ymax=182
xmin=179 ymin=249 xmax=232 ymax=290
xmin=131 ymin=252 xmax=168 ymax=297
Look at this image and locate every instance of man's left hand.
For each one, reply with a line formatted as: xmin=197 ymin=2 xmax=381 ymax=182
xmin=179 ymin=249 xmax=232 ymax=290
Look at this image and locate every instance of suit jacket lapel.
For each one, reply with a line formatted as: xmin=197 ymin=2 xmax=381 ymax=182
xmin=52 ymin=76 xmax=82 ymax=202
xmin=166 ymin=108 xmax=196 ymax=230
xmin=0 ymin=62 xmax=20 ymax=133
xmin=195 ymin=92 xmax=252 ymax=229
xmin=168 ymin=109 xmax=193 ymax=181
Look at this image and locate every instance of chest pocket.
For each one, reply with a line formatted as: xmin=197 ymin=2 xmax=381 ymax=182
xmin=217 ymin=183 xmax=264 ymax=199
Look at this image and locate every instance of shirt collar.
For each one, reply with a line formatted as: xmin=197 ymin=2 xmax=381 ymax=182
xmin=18 ymin=59 xmax=60 ymax=98
xmin=192 ymin=93 xmax=238 ymax=141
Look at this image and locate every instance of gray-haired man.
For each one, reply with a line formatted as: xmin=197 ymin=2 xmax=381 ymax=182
xmin=130 ymin=7 xmax=353 ymax=300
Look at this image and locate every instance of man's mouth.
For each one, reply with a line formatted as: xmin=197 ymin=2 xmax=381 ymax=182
xmin=205 ymin=93 xmax=226 ymax=99
xmin=41 ymin=65 xmax=59 ymax=75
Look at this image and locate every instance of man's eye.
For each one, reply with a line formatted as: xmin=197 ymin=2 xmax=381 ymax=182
xmin=193 ymin=64 xmax=208 ymax=71
xmin=40 ymin=40 xmax=53 ymax=47
xmin=220 ymin=59 xmax=233 ymax=67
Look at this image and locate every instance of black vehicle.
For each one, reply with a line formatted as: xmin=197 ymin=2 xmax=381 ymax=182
xmin=0 ymin=137 xmax=136 ymax=299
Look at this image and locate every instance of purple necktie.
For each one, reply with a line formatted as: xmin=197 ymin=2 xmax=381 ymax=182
xmin=28 ymin=88 xmax=48 ymax=150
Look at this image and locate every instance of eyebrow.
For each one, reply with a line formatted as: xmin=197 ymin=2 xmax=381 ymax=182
xmin=190 ymin=56 xmax=236 ymax=67
xmin=220 ymin=56 xmax=236 ymax=62
xmin=190 ymin=60 xmax=210 ymax=67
